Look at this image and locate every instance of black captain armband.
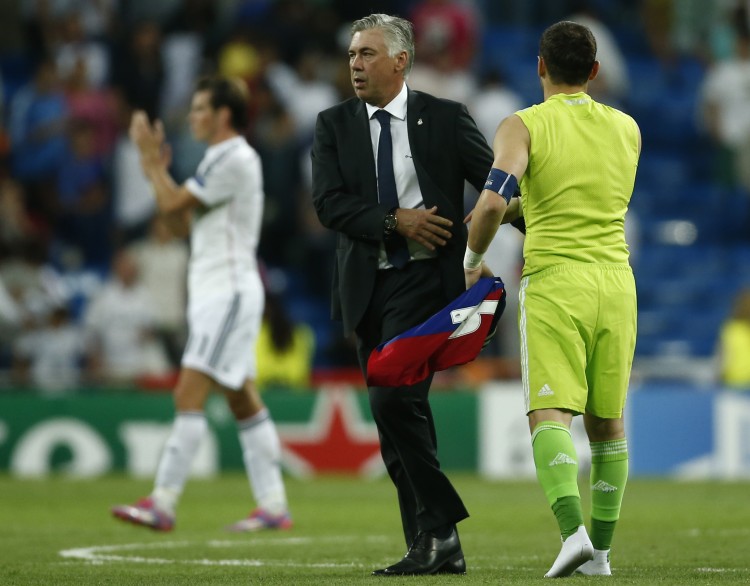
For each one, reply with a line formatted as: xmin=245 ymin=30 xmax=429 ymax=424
xmin=483 ymin=168 xmax=518 ymax=204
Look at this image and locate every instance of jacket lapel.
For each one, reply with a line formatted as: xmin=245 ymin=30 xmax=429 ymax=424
xmin=407 ymin=89 xmax=428 ymax=167
xmin=407 ymin=89 xmax=440 ymax=208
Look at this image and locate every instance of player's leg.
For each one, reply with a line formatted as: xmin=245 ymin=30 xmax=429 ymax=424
xmin=575 ymin=414 xmax=627 ymax=576
xmin=520 ymin=269 xmax=596 ymax=576
xmin=111 ymin=367 xmax=212 ymax=530
xmin=224 ymin=379 xmax=291 ymax=532
xmin=152 ymin=368 xmax=213 ymax=512
xmin=529 ymin=409 xmax=593 ymax=578
xmin=576 ymin=266 xmax=635 ymax=575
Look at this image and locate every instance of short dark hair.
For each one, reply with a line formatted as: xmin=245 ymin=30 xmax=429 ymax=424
xmin=195 ymin=76 xmax=249 ymax=131
xmin=539 ymin=21 xmax=597 ymax=86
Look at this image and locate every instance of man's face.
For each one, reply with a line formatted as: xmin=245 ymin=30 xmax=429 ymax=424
xmin=188 ymin=90 xmax=218 ymax=142
xmin=349 ymin=28 xmax=405 ymax=108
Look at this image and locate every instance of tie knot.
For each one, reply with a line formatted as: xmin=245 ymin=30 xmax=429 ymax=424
xmin=374 ymin=109 xmax=391 ymax=127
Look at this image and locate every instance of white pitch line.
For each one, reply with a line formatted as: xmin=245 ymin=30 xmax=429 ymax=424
xmin=59 ymin=535 xmax=388 ymax=568
xmin=696 ymin=568 xmax=750 ymax=573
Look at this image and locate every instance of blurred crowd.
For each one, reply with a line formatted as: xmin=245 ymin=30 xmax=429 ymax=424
xmin=0 ymin=0 xmax=749 ymax=393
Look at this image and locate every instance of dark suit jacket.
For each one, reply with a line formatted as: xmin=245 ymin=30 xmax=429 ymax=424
xmin=311 ymin=89 xmax=494 ymax=335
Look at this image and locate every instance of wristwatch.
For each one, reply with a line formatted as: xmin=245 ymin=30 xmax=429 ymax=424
xmin=383 ymin=210 xmax=398 ymax=237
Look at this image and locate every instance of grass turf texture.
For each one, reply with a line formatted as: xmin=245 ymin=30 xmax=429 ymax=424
xmin=2 ymin=474 xmax=749 ymax=585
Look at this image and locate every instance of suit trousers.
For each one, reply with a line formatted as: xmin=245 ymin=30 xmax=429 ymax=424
xmin=355 ymin=259 xmax=469 ymax=547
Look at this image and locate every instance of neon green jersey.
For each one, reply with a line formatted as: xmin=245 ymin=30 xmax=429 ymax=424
xmin=515 ymin=92 xmax=640 ymax=277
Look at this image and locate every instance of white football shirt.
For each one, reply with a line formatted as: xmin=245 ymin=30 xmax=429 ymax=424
xmin=185 ymin=136 xmax=264 ymax=298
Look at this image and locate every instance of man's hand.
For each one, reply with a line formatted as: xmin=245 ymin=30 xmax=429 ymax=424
xmin=396 ymin=206 xmax=453 ymax=250
xmin=129 ymin=111 xmax=169 ymax=172
xmin=464 ymin=262 xmax=494 ymax=289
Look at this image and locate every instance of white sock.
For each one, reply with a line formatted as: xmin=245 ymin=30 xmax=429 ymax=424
xmin=152 ymin=411 xmax=207 ymax=514
xmin=237 ymin=408 xmax=288 ymax=515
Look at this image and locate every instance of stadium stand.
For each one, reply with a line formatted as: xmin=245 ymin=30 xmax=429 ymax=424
xmin=1 ymin=1 xmax=749 ymax=387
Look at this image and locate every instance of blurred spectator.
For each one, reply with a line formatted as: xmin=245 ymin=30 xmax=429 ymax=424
xmin=110 ymin=19 xmax=164 ymax=120
xmin=8 ymin=55 xmax=68 ymax=225
xmin=128 ymin=216 xmax=189 ymax=368
xmin=698 ymin=10 xmax=750 ymax=193
xmin=266 ymin=45 xmax=339 ymax=142
xmin=83 ymin=249 xmax=169 ymax=384
xmin=705 ymin=1 xmax=749 ymax=62
xmin=0 ymin=177 xmax=40 ymax=256
xmin=404 ymin=0 xmax=481 ymax=104
xmin=254 ymin=85 xmax=303 ymax=267
xmin=250 ymin=0 xmax=323 ymax=66
xmin=55 ymin=118 xmax=111 ymax=267
xmin=21 ymin=0 xmax=58 ymax=60
xmin=642 ymin=0 xmax=676 ymax=63
xmin=469 ymin=70 xmax=524 ymax=145
xmin=405 ymin=44 xmax=478 ymax=104
xmin=12 ymin=304 xmax=87 ymax=393
xmin=71 ymin=0 xmax=118 ymax=41
xmin=569 ymin=0 xmax=630 ymax=106
xmin=54 ymin=10 xmax=110 ymax=89
xmin=61 ymin=52 xmax=119 ymax=156
xmin=718 ymin=287 xmax=750 ymax=389
xmin=256 ymin=292 xmax=315 ymax=391
xmin=0 ymin=238 xmax=69 ymax=325
xmin=0 ymin=276 xmax=23 ymax=370
xmin=217 ymin=27 xmax=261 ymax=82
xmin=22 ymin=0 xmax=118 ymax=47
xmin=159 ymin=0 xmax=218 ymax=129
xmin=410 ymin=0 xmax=479 ymax=71
xmin=639 ymin=0 xmax=726 ymax=63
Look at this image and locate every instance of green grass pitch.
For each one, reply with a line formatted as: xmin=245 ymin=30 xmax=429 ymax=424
xmin=2 ymin=473 xmax=749 ymax=585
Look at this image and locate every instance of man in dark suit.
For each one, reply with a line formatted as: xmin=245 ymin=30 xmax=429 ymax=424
xmin=311 ymin=13 xmax=493 ymax=576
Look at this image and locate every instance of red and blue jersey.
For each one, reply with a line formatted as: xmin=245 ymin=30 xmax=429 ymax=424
xmin=367 ymin=277 xmax=506 ymax=387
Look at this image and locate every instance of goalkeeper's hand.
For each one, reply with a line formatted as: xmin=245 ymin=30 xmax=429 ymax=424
xmin=464 ymin=262 xmax=493 ymax=290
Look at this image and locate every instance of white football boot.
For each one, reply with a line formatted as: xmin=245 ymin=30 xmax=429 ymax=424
xmin=544 ymin=525 xmax=594 ymax=578
xmin=575 ymin=548 xmax=612 ymax=575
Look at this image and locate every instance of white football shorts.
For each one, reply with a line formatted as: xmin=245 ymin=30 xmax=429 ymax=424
xmin=181 ymin=290 xmax=263 ymax=390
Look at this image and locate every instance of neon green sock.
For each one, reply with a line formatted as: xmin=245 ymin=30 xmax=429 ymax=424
xmin=532 ymin=421 xmax=582 ymax=539
xmin=552 ymin=496 xmax=584 ymax=540
xmin=589 ymin=438 xmax=629 ymax=550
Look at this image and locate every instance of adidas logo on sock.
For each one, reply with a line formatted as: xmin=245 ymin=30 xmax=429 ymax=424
xmin=591 ymin=480 xmax=618 ymax=492
xmin=537 ymin=384 xmax=554 ymax=397
xmin=550 ymin=452 xmax=577 ymax=466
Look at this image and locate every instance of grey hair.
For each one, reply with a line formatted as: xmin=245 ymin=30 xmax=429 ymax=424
xmin=351 ymin=13 xmax=415 ymax=76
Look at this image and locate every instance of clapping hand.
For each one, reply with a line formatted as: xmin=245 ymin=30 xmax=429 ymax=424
xmin=129 ymin=111 xmax=172 ymax=171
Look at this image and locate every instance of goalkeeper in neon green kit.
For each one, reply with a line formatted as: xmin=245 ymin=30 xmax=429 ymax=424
xmin=464 ymin=21 xmax=640 ymax=578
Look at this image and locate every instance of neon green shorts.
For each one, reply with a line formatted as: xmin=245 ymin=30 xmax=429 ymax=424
xmin=519 ymin=264 xmax=637 ymax=418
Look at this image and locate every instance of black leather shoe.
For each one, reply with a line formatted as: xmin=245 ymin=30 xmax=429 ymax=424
xmin=372 ymin=527 xmax=466 ymax=576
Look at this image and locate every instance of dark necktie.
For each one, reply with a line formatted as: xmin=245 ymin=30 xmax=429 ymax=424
xmin=374 ymin=109 xmax=410 ymax=269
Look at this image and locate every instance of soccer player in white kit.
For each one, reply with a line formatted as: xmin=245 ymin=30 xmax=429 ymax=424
xmin=112 ymin=76 xmax=291 ymax=532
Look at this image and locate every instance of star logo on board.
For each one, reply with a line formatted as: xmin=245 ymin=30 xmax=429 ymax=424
xmin=277 ymin=388 xmax=384 ymax=477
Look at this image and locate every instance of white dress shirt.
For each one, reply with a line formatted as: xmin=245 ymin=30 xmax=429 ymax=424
xmin=366 ymin=84 xmax=436 ymax=269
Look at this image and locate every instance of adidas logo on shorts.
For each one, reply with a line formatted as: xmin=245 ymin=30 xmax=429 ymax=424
xmin=591 ymin=480 xmax=618 ymax=492
xmin=550 ymin=452 xmax=577 ymax=466
xmin=538 ymin=384 xmax=554 ymax=397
